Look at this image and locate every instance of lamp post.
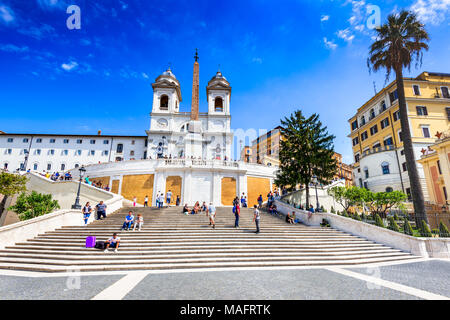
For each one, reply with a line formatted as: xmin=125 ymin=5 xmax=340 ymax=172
xmin=312 ymin=175 xmax=320 ymax=211
xmin=71 ymin=166 xmax=86 ymax=210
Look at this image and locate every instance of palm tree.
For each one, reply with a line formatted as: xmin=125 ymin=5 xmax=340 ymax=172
xmin=368 ymin=10 xmax=430 ymax=226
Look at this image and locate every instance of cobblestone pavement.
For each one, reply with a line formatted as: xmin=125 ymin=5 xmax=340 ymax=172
xmin=0 ymin=259 xmax=448 ymax=300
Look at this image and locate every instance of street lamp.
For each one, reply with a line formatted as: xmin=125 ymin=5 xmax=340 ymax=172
xmin=71 ymin=165 xmax=86 ymax=210
xmin=312 ymin=174 xmax=320 ymax=211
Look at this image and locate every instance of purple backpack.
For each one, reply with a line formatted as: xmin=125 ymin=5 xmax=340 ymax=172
xmin=85 ymin=236 xmax=96 ymax=248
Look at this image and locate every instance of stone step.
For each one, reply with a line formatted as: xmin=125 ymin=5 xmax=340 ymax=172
xmin=0 ymin=255 xmax=420 ymax=272
xmin=0 ymin=251 xmax=414 ymax=266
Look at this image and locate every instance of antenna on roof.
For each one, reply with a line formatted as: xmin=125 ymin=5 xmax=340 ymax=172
xmin=373 ymin=81 xmax=377 ymax=95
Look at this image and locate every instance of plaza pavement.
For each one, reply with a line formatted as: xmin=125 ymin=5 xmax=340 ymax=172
xmin=0 ymin=258 xmax=448 ymax=300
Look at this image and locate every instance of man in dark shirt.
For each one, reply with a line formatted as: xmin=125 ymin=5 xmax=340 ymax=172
xmin=96 ymin=201 xmax=107 ymax=220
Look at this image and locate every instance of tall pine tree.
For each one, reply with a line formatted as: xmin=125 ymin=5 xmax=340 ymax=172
xmin=275 ymin=110 xmax=337 ymax=208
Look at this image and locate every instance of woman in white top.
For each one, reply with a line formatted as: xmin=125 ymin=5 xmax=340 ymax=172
xmin=133 ymin=214 xmax=144 ymax=231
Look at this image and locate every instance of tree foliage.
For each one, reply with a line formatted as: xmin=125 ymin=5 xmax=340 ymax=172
xmin=0 ymin=172 xmax=27 ymax=196
xmin=9 ymin=191 xmax=60 ymax=221
xmin=439 ymin=221 xmax=450 ymax=238
xmin=275 ymin=110 xmax=337 ymax=208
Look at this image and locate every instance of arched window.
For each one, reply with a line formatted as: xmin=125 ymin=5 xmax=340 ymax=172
xmin=160 ymin=95 xmax=169 ymax=110
xmin=214 ymin=97 xmax=223 ymax=112
xmin=386 ymin=187 xmax=393 ymax=192
xmin=74 ymin=164 xmax=79 ymax=168
xmin=381 ymin=162 xmax=390 ymax=174
xmin=61 ymin=163 xmax=66 ymax=171
xmin=33 ymin=163 xmax=38 ymax=171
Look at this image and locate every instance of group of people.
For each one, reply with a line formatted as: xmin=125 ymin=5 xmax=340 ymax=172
xmin=121 ymin=211 xmax=144 ymax=231
xmin=129 ymin=191 xmax=181 ymax=208
xmin=81 ymin=200 xmax=108 ymax=225
xmin=84 ymin=176 xmax=110 ymax=191
xmin=41 ymin=171 xmax=72 ymax=181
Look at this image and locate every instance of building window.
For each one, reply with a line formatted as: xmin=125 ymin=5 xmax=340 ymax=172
xmin=386 ymin=187 xmax=393 ymax=192
xmin=389 ymin=89 xmax=398 ymax=103
xmin=383 ymin=137 xmax=393 ymax=146
xmin=373 ymin=142 xmax=381 ymax=149
xmin=214 ymin=97 xmax=224 ymax=112
xmin=369 ymin=108 xmax=376 ymax=120
xmin=90 ymin=150 xmax=95 ymax=156
xmin=380 ymin=118 xmax=389 ymax=129
xmin=103 ymin=140 xmax=109 ymax=144
xmin=437 ymin=160 xmax=442 ymax=174
xmin=444 ymin=187 xmax=448 ymax=201
xmin=103 ymin=150 xmax=109 ymax=156
xmin=416 ymin=106 xmax=428 ymax=116
xmin=393 ymin=110 xmax=400 ymax=121
xmin=398 ymin=130 xmax=403 ymax=142
xmin=76 ymin=150 xmax=82 ymax=156
xmin=354 ymin=154 xmax=360 ymax=163
xmin=61 ymin=163 xmax=65 ymax=171
xmin=6 ymin=149 xmax=12 ymax=155
xmin=63 ymin=139 xmax=69 ymax=144
xmin=23 ymin=138 xmax=29 ymax=143
xmin=33 ymin=163 xmax=38 ymax=171
xmin=7 ymin=138 xmax=13 ymax=143
xmin=421 ymin=126 xmax=431 ymax=138
xmin=36 ymin=149 xmax=41 ymax=155
xmin=131 ymin=140 xmax=135 ymax=145
xmin=47 ymin=163 xmax=52 ymax=171
xmin=90 ymin=139 xmax=96 ymax=144
xmin=62 ymin=150 xmax=68 ymax=156
xmin=370 ymin=125 xmax=378 ymax=135
xmin=364 ymin=168 xmax=369 ymax=179
xmin=36 ymin=138 xmax=42 ymax=143
xmin=400 ymin=149 xmax=405 ymax=156
xmin=402 ymin=162 xmax=407 ymax=172
xmin=74 ymin=164 xmax=79 ymax=168
xmin=352 ymin=137 xmax=359 ymax=146
xmin=50 ymin=139 xmax=56 ymax=143
xmin=160 ymin=95 xmax=169 ymax=110
xmin=360 ymin=116 xmax=366 ymax=126
xmin=49 ymin=149 xmax=55 ymax=155
xmin=361 ymin=131 xmax=368 ymax=141
xmin=77 ymin=139 xmax=82 ymax=144
xmin=380 ymin=101 xmax=387 ymax=112
xmin=381 ymin=162 xmax=390 ymax=174
xmin=405 ymin=188 xmax=412 ymax=201
xmin=130 ymin=150 xmax=135 ymax=156
xmin=447 ymin=107 xmax=450 ymax=121
xmin=116 ymin=144 xmax=123 ymax=153
xmin=351 ymin=120 xmax=358 ymax=130
xmin=413 ymin=85 xmax=421 ymax=96
xmin=363 ymin=181 xmax=368 ymax=189
xmin=441 ymin=86 xmax=450 ymax=98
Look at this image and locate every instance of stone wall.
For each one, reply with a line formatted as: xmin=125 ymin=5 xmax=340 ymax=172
xmin=165 ymin=176 xmax=182 ymax=202
xmin=121 ymin=174 xmax=154 ymax=204
xmin=247 ymin=176 xmax=270 ymax=207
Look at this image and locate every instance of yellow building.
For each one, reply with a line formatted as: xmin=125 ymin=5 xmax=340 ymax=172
xmin=348 ymin=72 xmax=450 ymax=200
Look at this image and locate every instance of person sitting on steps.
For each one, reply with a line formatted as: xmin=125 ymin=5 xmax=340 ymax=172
xmin=104 ymin=233 xmax=120 ymax=253
xmin=133 ymin=213 xmax=144 ymax=231
xmin=121 ymin=211 xmax=134 ymax=231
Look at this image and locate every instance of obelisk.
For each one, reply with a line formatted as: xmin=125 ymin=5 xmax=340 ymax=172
xmin=186 ymin=49 xmax=203 ymax=158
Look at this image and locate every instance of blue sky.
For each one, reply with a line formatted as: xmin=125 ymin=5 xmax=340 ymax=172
xmin=1 ymin=0 xmax=449 ymax=162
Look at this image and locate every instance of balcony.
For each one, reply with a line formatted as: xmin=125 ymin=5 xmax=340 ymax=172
xmin=361 ymin=145 xmax=396 ymax=158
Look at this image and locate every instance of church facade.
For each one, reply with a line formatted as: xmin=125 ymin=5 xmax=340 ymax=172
xmin=0 ymin=54 xmax=277 ymax=206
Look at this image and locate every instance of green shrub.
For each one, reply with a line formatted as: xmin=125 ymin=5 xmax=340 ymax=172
xmin=419 ymin=220 xmax=432 ymax=237
xmin=431 ymin=228 xmax=439 ymax=234
xmin=387 ymin=216 xmax=400 ymax=232
xmin=393 ymin=213 xmax=399 ymax=221
xmin=342 ymin=212 xmax=349 ymax=218
xmin=374 ymin=214 xmax=385 ymax=228
xmin=354 ymin=214 xmax=362 ymax=221
xmin=330 ymin=206 xmax=335 ymax=214
xmin=403 ymin=218 xmax=414 ymax=236
xmin=439 ymin=221 xmax=450 ymax=238
xmin=9 ymin=191 xmax=60 ymax=221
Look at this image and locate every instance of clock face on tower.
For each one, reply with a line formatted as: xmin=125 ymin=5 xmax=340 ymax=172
xmin=157 ymin=118 xmax=168 ymax=128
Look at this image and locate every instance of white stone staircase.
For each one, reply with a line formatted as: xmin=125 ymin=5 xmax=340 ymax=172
xmin=0 ymin=207 xmax=419 ymax=272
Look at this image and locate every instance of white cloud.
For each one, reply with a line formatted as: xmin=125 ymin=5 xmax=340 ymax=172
xmin=0 ymin=5 xmax=14 ymax=23
xmin=321 ymin=15 xmax=330 ymax=22
xmin=337 ymin=28 xmax=355 ymax=42
xmin=17 ymin=24 xmax=55 ymax=40
xmin=142 ymin=72 xmax=149 ymax=79
xmin=411 ymin=0 xmax=450 ymax=25
xmin=61 ymin=61 xmax=78 ymax=71
xmin=323 ymin=37 xmax=338 ymax=50
xmin=37 ymin=0 xmax=70 ymax=10
xmin=252 ymin=57 xmax=263 ymax=64
xmin=0 ymin=44 xmax=29 ymax=52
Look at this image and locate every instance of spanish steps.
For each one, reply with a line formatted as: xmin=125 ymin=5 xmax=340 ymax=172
xmin=0 ymin=206 xmax=419 ymax=272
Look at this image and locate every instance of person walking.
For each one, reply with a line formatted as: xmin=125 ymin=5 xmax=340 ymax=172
xmin=257 ymin=194 xmax=263 ymax=209
xmin=132 ymin=196 xmax=137 ymax=207
xmin=95 ymin=200 xmax=107 ymax=220
xmin=253 ymin=205 xmax=260 ymax=234
xmin=233 ymin=203 xmax=240 ymax=228
xmin=208 ymin=202 xmax=216 ymax=229
xmin=82 ymin=202 xmax=92 ymax=226
xmin=144 ymin=195 xmax=148 ymax=207
xmin=166 ymin=190 xmax=172 ymax=206
xmin=176 ymin=195 xmax=180 ymax=206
